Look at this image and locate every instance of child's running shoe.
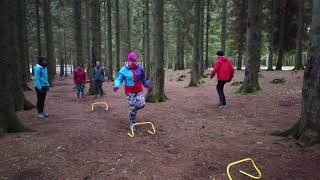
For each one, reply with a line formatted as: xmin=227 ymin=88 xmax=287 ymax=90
xmin=129 ymin=121 xmax=136 ymax=131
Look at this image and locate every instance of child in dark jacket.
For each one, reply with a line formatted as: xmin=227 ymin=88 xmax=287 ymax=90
xmin=113 ymin=52 xmax=152 ymax=130
xmin=210 ymin=50 xmax=235 ymax=108
xmin=73 ymin=64 xmax=87 ymax=101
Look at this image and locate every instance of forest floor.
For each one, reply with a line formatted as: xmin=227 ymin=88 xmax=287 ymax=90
xmin=1 ymin=70 xmax=320 ymax=180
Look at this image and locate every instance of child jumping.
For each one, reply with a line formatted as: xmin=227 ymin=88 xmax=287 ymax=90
xmin=210 ymin=50 xmax=234 ymax=109
xmin=73 ymin=64 xmax=87 ymax=101
xmin=113 ymin=52 xmax=152 ymax=130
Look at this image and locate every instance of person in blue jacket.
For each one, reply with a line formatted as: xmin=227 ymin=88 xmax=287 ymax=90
xmin=34 ymin=56 xmax=50 ymax=118
xmin=113 ymin=52 xmax=152 ymax=130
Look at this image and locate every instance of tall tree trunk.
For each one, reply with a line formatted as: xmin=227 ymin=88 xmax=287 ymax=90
xmin=144 ymin=0 xmax=151 ymax=77
xmin=115 ymin=0 xmax=120 ymax=72
xmin=85 ymin=0 xmax=91 ymax=74
xmin=0 ymin=0 xmax=35 ymax=134
xmin=146 ymin=0 xmax=167 ymax=102
xmin=142 ymin=0 xmax=146 ymax=69
xmin=221 ymin=0 xmax=227 ymax=52
xmin=73 ymin=0 xmax=84 ymax=66
xmin=175 ymin=18 xmax=185 ymax=70
xmin=43 ymin=0 xmax=55 ymax=86
xmin=294 ymin=0 xmax=305 ymax=70
xmin=199 ymin=0 xmax=205 ymax=76
xmin=106 ymin=0 xmax=113 ymax=80
xmin=279 ymin=0 xmax=320 ymax=146
xmin=88 ymin=0 xmax=101 ymax=94
xmin=236 ymin=0 xmax=246 ymax=70
xmin=205 ymin=0 xmax=211 ymax=70
xmin=17 ymin=0 xmax=31 ymax=90
xmin=276 ymin=0 xmax=288 ymax=71
xmin=120 ymin=0 xmax=130 ymax=65
xmin=189 ymin=0 xmax=201 ymax=87
xmin=126 ymin=0 xmax=131 ymax=51
xmin=59 ymin=28 xmax=65 ymax=77
xmin=268 ymin=0 xmax=280 ymax=71
xmin=36 ymin=0 xmax=42 ymax=56
xmin=239 ymin=0 xmax=261 ymax=94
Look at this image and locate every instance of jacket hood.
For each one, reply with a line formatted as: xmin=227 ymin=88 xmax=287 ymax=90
xmin=35 ymin=64 xmax=44 ymax=68
xmin=218 ymin=56 xmax=228 ymax=61
xmin=125 ymin=63 xmax=140 ymax=70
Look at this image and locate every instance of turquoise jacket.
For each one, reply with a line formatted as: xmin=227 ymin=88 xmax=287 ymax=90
xmin=34 ymin=64 xmax=49 ymax=89
xmin=114 ymin=64 xmax=151 ymax=94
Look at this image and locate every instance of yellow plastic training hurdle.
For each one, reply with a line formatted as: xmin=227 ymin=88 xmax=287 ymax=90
xmin=226 ymin=158 xmax=262 ymax=180
xmin=91 ymin=102 xmax=109 ymax=112
xmin=128 ymin=122 xmax=156 ymax=138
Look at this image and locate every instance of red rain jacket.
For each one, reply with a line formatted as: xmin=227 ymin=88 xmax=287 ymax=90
xmin=211 ymin=56 xmax=234 ymax=81
xmin=73 ymin=68 xmax=87 ymax=85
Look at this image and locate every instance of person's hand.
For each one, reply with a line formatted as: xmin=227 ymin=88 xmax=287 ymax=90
xmin=113 ymin=87 xmax=119 ymax=92
xmin=210 ymin=74 xmax=214 ymax=79
xmin=148 ymin=86 xmax=153 ymax=93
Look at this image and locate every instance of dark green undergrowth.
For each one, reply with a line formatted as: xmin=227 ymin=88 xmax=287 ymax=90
xmin=146 ymin=93 xmax=168 ymax=103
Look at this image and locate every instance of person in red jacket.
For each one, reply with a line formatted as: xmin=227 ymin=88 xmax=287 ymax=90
xmin=210 ymin=50 xmax=234 ymax=108
xmin=73 ymin=64 xmax=87 ymax=101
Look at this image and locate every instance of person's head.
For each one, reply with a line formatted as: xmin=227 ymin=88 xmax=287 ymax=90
xmin=216 ymin=50 xmax=224 ymax=57
xmin=95 ymin=60 xmax=101 ymax=67
xmin=127 ymin=52 xmax=137 ymax=66
xmin=78 ymin=64 xmax=83 ymax=69
xmin=38 ymin=56 xmax=48 ymax=67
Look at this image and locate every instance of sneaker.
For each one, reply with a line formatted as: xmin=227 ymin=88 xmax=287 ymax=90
xmin=129 ymin=121 xmax=136 ymax=131
xmin=42 ymin=112 xmax=49 ymax=117
xmin=38 ymin=113 xmax=46 ymax=118
xmin=218 ymin=105 xmax=228 ymax=109
xmin=217 ymin=102 xmax=223 ymax=108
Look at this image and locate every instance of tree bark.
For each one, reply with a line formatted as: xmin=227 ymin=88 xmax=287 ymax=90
xmin=0 ymin=0 xmax=34 ymax=134
xmin=144 ymin=0 xmax=151 ymax=78
xmin=85 ymin=0 xmax=91 ymax=75
xmin=146 ymin=0 xmax=167 ymax=102
xmin=236 ymin=0 xmax=246 ymax=70
xmin=126 ymin=0 xmax=131 ymax=51
xmin=189 ymin=0 xmax=201 ymax=87
xmin=294 ymin=0 xmax=305 ymax=70
xmin=88 ymin=0 xmax=101 ymax=94
xmin=221 ymin=0 xmax=227 ymax=52
xmin=205 ymin=0 xmax=211 ymax=70
xmin=175 ymin=18 xmax=185 ymax=70
xmin=239 ymin=0 xmax=261 ymax=94
xmin=199 ymin=0 xmax=205 ymax=76
xmin=43 ymin=0 xmax=55 ymax=86
xmin=279 ymin=0 xmax=320 ymax=146
xmin=17 ymin=0 xmax=31 ymax=90
xmin=73 ymin=0 xmax=84 ymax=66
xmin=106 ymin=0 xmax=113 ymax=80
xmin=36 ymin=0 xmax=42 ymax=56
xmin=276 ymin=0 xmax=288 ymax=71
xmin=115 ymin=0 xmax=120 ymax=72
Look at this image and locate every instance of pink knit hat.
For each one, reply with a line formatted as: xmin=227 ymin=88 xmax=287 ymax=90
xmin=128 ymin=52 xmax=137 ymax=62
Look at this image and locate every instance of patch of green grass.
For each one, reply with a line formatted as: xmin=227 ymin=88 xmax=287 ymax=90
xmin=146 ymin=93 xmax=168 ymax=103
xmin=270 ymin=78 xmax=286 ymax=84
xmin=238 ymin=84 xmax=262 ymax=94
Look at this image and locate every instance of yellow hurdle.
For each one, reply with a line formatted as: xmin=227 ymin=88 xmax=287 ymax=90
xmin=226 ymin=158 xmax=262 ymax=180
xmin=128 ymin=122 xmax=156 ymax=138
xmin=91 ymin=102 xmax=109 ymax=112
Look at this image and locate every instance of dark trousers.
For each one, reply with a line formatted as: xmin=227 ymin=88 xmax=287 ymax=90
xmin=216 ymin=80 xmax=227 ymax=105
xmin=94 ymin=80 xmax=103 ymax=97
xmin=36 ymin=88 xmax=47 ymax=113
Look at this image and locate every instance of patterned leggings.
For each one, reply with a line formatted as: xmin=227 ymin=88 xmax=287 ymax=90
xmin=126 ymin=92 xmax=145 ymax=122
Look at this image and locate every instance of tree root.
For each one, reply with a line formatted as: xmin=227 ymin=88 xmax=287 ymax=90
xmin=146 ymin=93 xmax=168 ymax=103
xmin=238 ymin=84 xmax=261 ymax=94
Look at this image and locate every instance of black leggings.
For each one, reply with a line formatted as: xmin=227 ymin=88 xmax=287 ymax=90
xmin=36 ymin=88 xmax=47 ymax=113
xmin=94 ymin=80 xmax=103 ymax=97
xmin=216 ymin=80 xmax=227 ymax=105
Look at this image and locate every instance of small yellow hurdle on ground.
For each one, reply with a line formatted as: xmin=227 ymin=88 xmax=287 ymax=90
xmin=91 ymin=102 xmax=109 ymax=112
xmin=128 ymin=122 xmax=156 ymax=138
xmin=226 ymin=158 xmax=262 ymax=180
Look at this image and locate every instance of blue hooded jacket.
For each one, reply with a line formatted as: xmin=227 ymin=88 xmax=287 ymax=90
xmin=34 ymin=64 xmax=49 ymax=89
